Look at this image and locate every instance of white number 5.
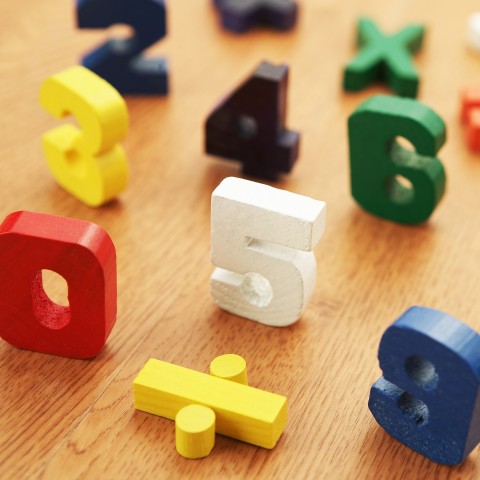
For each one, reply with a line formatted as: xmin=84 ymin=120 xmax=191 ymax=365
xmin=211 ymin=177 xmax=326 ymax=327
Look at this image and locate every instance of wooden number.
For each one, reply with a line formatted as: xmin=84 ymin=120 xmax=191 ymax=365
xmin=460 ymin=87 xmax=480 ymax=152
xmin=214 ymin=0 xmax=298 ymax=33
xmin=77 ymin=0 xmax=168 ymax=94
xmin=40 ymin=65 xmax=129 ymax=207
xmin=134 ymin=357 xmax=287 ymax=450
xmin=0 ymin=211 xmax=117 ymax=359
xmin=205 ymin=61 xmax=300 ymax=181
xmin=467 ymin=13 xmax=480 ymax=53
xmin=369 ymin=307 xmax=480 ymax=465
xmin=210 ymin=177 xmax=326 ymax=327
xmin=348 ymin=95 xmax=446 ymax=224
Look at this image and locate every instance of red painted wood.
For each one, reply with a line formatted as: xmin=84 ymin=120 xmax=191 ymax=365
xmin=461 ymin=87 xmax=480 ymax=152
xmin=0 ymin=211 xmax=117 ymax=358
xmin=461 ymin=87 xmax=480 ymax=124
xmin=467 ymin=110 xmax=480 ymax=152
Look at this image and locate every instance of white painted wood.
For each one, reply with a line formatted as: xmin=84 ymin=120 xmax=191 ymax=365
xmin=467 ymin=13 xmax=480 ymax=52
xmin=210 ymin=177 xmax=326 ymax=327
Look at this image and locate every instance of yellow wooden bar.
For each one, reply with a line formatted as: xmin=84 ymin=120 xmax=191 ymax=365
xmin=133 ymin=359 xmax=287 ymax=449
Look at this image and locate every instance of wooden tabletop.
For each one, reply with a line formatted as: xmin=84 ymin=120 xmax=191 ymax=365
xmin=1 ymin=0 xmax=480 ymax=478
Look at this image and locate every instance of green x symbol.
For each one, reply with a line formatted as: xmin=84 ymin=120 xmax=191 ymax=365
xmin=344 ymin=18 xmax=425 ymax=98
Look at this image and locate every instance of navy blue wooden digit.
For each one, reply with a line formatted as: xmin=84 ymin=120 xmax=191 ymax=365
xmin=214 ymin=0 xmax=298 ymax=33
xmin=205 ymin=61 xmax=300 ymax=181
xmin=77 ymin=0 xmax=168 ymax=95
xmin=369 ymin=306 xmax=480 ymax=465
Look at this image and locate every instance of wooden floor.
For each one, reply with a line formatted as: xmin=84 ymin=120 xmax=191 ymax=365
xmin=1 ymin=0 xmax=480 ymax=478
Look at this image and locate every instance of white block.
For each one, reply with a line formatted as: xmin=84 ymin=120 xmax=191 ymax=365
xmin=467 ymin=13 xmax=480 ymax=52
xmin=210 ymin=177 xmax=326 ymax=327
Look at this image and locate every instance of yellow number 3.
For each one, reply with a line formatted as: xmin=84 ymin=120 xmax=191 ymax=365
xmin=40 ymin=66 xmax=129 ymax=207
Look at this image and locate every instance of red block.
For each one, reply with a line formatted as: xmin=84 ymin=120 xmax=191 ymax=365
xmin=0 ymin=211 xmax=117 ymax=358
xmin=467 ymin=110 xmax=480 ymax=152
xmin=460 ymin=87 xmax=480 ymax=123
xmin=461 ymin=87 xmax=480 ymax=152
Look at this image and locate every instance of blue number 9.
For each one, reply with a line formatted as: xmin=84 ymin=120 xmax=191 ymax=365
xmin=369 ymin=306 xmax=480 ymax=465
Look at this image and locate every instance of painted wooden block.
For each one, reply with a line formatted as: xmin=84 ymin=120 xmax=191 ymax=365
xmin=133 ymin=358 xmax=287 ymax=450
xmin=211 ymin=177 xmax=326 ymax=327
xmin=213 ymin=0 xmax=298 ymax=33
xmin=467 ymin=13 xmax=480 ymax=52
xmin=369 ymin=306 xmax=480 ymax=465
xmin=460 ymin=87 xmax=480 ymax=152
xmin=344 ymin=18 xmax=425 ymax=97
xmin=40 ymin=65 xmax=129 ymax=207
xmin=210 ymin=353 xmax=248 ymax=385
xmin=205 ymin=61 xmax=300 ymax=181
xmin=0 ymin=211 xmax=117 ymax=359
xmin=348 ymin=95 xmax=446 ymax=224
xmin=176 ymin=405 xmax=216 ymax=459
xmin=77 ymin=0 xmax=168 ymax=95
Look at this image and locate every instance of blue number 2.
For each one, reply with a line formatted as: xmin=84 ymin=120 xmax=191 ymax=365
xmin=369 ymin=306 xmax=480 ymax=465
xmin=77 ymin=0 xmax=168 ymax=95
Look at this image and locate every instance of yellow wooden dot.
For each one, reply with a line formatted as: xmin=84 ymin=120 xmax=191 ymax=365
xmin=210 ymin=354 xmax=248 ymax=385
xmin=175 ymin=405 xmax=215 ymax=459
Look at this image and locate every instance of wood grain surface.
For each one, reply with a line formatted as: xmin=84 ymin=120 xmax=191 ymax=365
xmin=1 ymin=1 xmax=480 ymax=479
